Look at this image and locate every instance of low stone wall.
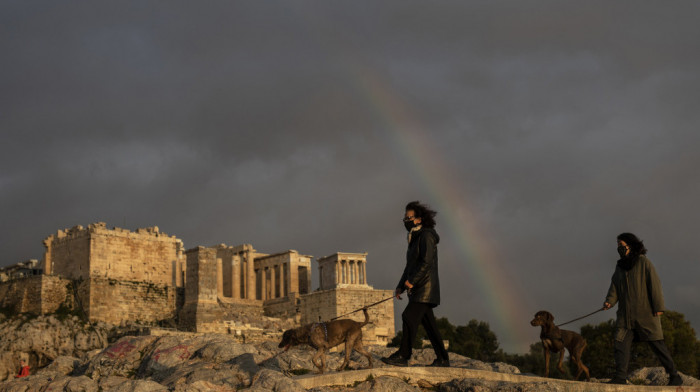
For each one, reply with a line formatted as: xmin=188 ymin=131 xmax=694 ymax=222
xmin=299 ymin=287 xmax=394 ymax=346
xmin=0 ymin=275 xmax=71 ymax=315
xmin=218 ymin=297 xmax=264 ymax=321
xmin=87 ymin=278 xmax=176 ymax=324
xmin=263 ymin=292 xmax=298 ymax=319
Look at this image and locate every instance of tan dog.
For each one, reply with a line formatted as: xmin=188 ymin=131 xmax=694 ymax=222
xmin=530 ymin=310 xmax=590 ymax=381
xmin=278 ymin=308 xmax=373 ymax=373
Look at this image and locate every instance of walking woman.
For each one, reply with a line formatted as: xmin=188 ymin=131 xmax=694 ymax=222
xmin=603 ymin=232 xmax=682 ymax=386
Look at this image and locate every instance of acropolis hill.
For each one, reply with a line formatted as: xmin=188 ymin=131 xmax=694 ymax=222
xmin=0 ymin=222 xmax=394 ymax=345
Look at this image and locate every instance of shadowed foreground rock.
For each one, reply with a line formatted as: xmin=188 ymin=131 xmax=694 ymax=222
xmin=0 ymin=332 xmax=698 ymax=391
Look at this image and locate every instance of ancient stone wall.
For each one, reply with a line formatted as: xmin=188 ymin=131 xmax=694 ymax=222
xmin=86 ymin=224 xmax=182 ymax=285
xmin=0 ymin=275 xmax=71 ymax=315
xmin=263 ymin=292 xmax=298 ymax=319
xmin=44 ymin=227 xmax=91 ymax=280
xmin=218 ymin=297 xmax=265 ymax=321
xmin=86 ymin=278 xmax=176 ymax=324
xmin=300 ymin=287 xmax=394 ymax=346
xmin=44 ymin=223 xmax=183 ymax=286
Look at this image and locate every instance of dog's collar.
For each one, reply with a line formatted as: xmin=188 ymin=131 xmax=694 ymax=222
xmin=311 ymin=322 xmax=328 ymax=342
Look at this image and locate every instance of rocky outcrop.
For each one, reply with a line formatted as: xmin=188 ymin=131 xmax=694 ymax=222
xmin=0 ymin=322 xmax=698 ymax=391
xmin=629 ymin=366 xmax=700 ymax=387
xmin=0 ymin=314 xmax=110 ymax=381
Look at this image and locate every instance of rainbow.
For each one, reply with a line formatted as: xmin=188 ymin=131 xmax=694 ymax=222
xmin=353 ymin=65 xmax=533 ymax=352
xmin=285 ymin=7 xmax=533 ymax=351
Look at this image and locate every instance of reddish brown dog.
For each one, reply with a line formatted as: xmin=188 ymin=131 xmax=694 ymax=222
xmin=530 ymin=310 xmax=590 ymax=381
xmin=278 ymin=308 xmax=373 ymax=373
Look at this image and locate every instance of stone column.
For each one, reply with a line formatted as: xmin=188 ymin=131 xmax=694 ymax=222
xmin=259 ymin=268 xmax=265 ymax=300
xmin=245 ymin=251 xmax=256 ymax=300
xmin=232 ymin=255 xmax=240 ymax=299
xmin=270 ymin=265 xmax=276 ymax=299
xmin=42 ymin=239 xmax=52 ymax=275
xmin=281 ymin=263 xmax=287 ymax=297
xmin=306 ymin=265 xmax=312 ymax=293
xmin=175 ymin=258 xmax=183 ymax=287
xmin=216 ymin=258 xmax=223 ymax=298
xmin=334 ymin=262 xmax=339 ymax=285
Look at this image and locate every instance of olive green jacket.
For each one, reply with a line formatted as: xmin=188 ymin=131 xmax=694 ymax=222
xmin=605 ymin=255 xmax=666 ymax=341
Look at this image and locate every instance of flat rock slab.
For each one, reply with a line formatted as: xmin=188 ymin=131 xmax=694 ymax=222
xmin=294 ymin=367 xmax=700 ymax=392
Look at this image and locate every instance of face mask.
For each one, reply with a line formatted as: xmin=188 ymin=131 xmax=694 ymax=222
xmin=617 ymin=246 xmax=628 ymax=258
xmin=404 ymin=220 xmax=415 ymax=231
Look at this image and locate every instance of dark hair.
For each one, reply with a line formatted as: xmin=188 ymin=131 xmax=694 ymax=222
xmin=405 ymin=201 xmax=437 ymax=228
xmin=617 ymin=232 xmax=647 ymax=256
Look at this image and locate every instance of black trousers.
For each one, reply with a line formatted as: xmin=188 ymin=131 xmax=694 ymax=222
xmin=398 ymin=302 xmax=449 ymax=360
xmin=614 ymin=329 xmax=678 ymax=379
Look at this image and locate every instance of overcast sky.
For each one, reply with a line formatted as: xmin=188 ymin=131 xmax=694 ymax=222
xmin=2 ymin=1 xmax=699 ymax=353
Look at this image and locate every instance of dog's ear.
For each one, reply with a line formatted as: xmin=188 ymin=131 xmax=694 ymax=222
xmin=546 ymin=312 xmax=554 ymax=322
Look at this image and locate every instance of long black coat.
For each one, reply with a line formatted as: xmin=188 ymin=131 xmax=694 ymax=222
xmin=397 ymin=227 xmax=441 ymax=306
xmin=605 ymin=255 xmax=666 ymax=341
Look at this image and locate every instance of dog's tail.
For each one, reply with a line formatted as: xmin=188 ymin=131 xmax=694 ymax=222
xmin=360 ymin=307 xmax=370 ymax=327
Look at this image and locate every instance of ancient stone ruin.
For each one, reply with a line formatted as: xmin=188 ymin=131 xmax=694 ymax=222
xmin=0 ymin=222 xmax=394 ymax=345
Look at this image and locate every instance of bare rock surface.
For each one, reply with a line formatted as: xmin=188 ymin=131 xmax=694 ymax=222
xmin=1 ymin=319 xmax=699 ymax=392
xmin=629 ymin=366 xmax=700 ymax=386
xmin=0 ymin=314 xmax=110 ymax=381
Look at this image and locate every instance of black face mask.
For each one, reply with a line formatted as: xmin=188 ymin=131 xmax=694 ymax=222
xmin=404 ymin=219 xmax=415 ymax=231
xmin=617 ymin=246 xmax=628 ymax=258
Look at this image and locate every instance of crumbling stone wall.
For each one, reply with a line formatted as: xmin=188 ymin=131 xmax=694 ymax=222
xmin=0 ymin=275 xmax=71 ymax=315
xmin=263 ymin=292 xmax=298 ymax=319
xmin=86 ymin=278 xmax=176 ymax=324
xmin=42 ymin=223 xmax=184 ymax=325
xmin=218 ymin=297 xmax=265 ymax=321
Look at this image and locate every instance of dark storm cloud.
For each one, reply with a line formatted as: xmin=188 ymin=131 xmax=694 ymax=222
xmin=2 ymin=0 xmax=699 ymax=352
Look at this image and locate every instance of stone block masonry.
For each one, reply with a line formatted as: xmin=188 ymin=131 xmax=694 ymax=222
xmin=87 ymin=278 xmax=176 ymax=324
xmin=300 ymin=287 xmax=395 ymax=346
xmin=43 ymin=222 xmax=184 ymax=286
xmin=179 ymin=247 xmax=224 ymax=333
xmin=0 ymin=275 xmax=71 ymax=315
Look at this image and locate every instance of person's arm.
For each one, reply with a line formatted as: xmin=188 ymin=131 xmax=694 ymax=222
xmin=406 ymin=232 xmax=436 ymax=286
xmin=604 ymin=279 xmax=618 ymax=310
xmin=646 ymin=261 xmax=666 ymax=316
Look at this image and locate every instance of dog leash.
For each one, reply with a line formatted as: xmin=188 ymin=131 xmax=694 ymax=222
xmin=329 ymin=295 xmax=395 ymax=321
xmin=556 ymin=307 xmax=606 ymax=327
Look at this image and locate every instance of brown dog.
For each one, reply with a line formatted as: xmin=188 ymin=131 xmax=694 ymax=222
xmin=530 ymin=310 xmax=590 ymax=381
xmin=278 ymin=308 xmax=373 ymax=373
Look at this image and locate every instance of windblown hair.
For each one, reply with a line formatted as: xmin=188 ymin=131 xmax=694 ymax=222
xmin=617 ymin=232 xmax=647 ymax=257
xmin=405 ymin=201 xmax=437 ymax=228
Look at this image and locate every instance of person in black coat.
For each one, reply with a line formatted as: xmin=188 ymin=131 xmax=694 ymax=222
xmin=381 ymin=201 xmax=450 ymax=367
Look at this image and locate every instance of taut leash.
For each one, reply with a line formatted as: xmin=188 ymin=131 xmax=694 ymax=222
xmin=556 ymin=307 xmax=606 ymax=327
xmin=329 ymin=295 xmax=395 ymax=321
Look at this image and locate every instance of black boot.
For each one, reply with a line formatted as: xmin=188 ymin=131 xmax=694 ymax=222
xmin=669 ymin=374 xmax=683 ymax=386
xmin=428 ymin=358 xmax=450 ymax=367
xmin=607 ymin=377 xmax=627 ymax=385
xmin=381 ymin=352 xmax=408 ymax=367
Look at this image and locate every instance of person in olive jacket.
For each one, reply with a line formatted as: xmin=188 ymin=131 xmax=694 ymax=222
xmin=603 ymin=232 xmax=682 ymax=386
xmin=381 ymin=201 xmax=449 ymax=367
